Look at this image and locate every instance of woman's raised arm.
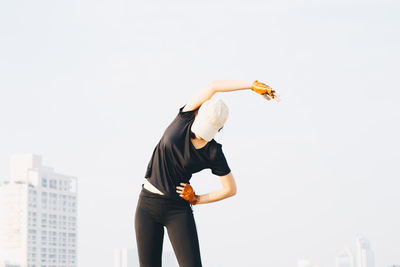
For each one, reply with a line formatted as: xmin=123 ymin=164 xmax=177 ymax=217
xmin=211 ymin=80 xmax=278 ymax=98
xmin=182 ymin=80 xmax=278 ymax=112
xmin=182 ymin=82 xmax=215 ymax=112
xmin=210 ymin=80 xmax=253 ymax=93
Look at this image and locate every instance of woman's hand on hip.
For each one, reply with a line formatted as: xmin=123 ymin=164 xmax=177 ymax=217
xmin=176 ymin=183 xmax=199 ymax=205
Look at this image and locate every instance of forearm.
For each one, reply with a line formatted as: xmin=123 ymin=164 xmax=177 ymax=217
xmin=210 ymin=80 xmax=253 ymax=93
xmin=196 ymin=187 xmax=235 ymax=204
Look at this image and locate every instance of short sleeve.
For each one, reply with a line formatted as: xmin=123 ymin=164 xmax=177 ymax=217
xmin=209 ymin=144 xmax=231 ymax=176
xmin=178 ymin=105 xmax=199 ymax=122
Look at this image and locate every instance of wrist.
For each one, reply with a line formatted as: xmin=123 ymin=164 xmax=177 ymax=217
xmin=251 ymin=80 xmax=273 ymax=96
xmin=193 ymin=194 xmax=200 ymax=205
xmin=250 ymin=80 xmax=259 ymax=91
xmin=190 ymin=194 xmax=200 ymax=205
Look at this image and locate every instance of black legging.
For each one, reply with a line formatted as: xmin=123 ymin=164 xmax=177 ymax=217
xmin=134 ymin=184 xmax=203 ymax=267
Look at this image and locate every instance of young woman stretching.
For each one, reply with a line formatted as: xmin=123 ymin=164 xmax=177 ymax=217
xmin=134 ymin=80 xmax=280 ymax=267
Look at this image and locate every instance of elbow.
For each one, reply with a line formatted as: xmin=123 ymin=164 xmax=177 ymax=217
xmin=231 ymin=187 xmax=237 ymax=197
xmin=231 ymin=178 xmax=237 ymax=196
xmin=228 ymin=186 xmax=237 ymax=198
xmin=208 ymin=81 xmax=219 ymax=93
xmin=220 ymin=172 xmax=237 ymax=198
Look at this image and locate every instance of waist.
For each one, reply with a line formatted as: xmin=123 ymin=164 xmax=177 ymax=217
xmin=140 ymin=183 xmax=185 ymax=202
xmin=143 ymin=179 xmax=165 ymax=195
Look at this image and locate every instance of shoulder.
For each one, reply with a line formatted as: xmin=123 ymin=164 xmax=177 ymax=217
xmin=208 ymin=140 xmax=224 ymax=160
xmin=179 ymin=104 xmax=199 ymax=114
xmin=177 ymin=104 xmax=199 ymax=121
xmin=182 ymin=103 xmax=198 ymax=112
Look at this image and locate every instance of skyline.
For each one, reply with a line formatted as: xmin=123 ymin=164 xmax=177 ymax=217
xmin=0 ymin=154 xmax=397 ymax=266
xmin=1 ymin=0 xmax=399 ymax=266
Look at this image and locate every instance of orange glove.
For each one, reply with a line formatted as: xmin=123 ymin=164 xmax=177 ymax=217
xmin=179 ymin=183 xmax=199 ymax=205
xmin=251 ymin=80 xmax=279 ymax=101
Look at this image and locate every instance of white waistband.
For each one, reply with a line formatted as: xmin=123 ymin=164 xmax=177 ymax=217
xmin=143 ymin=179 xmax=165 ymax=195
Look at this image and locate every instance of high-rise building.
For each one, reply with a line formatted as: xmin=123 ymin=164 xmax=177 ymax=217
xmin=356 ymin=235 xmax=374 ymax=267
xmin=297 ymin=259 xmax=320 ymax=267
xmin=114 ymin=248 xmax=178 ymax=267
xmin=0 ymin=154 xmax=78 ymax=267
xmin=298 ymin=259 xmax=312 ymax=267
xmin=114 ymin=248 xmax=137 ymax=267
xmin=336 ymin=248 xmax=354 ymax=267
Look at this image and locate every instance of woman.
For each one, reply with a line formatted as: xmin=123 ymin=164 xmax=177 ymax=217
xmin=134 ymin=80 xmax=279 ymax=267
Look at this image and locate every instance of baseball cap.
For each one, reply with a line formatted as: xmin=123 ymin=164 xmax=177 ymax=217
xmin=191 ymin=98 xmax=229 ymax=141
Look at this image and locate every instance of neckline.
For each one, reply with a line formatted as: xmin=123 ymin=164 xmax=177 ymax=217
xmin=190 ymin=138 xmax=210 ymax=151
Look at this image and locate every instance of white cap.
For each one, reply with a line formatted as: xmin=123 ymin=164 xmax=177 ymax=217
xmin=191 ymin=98 xmax=229 ymax=141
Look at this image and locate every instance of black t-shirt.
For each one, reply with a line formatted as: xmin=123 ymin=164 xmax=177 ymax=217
xmin=145 ymin=105 xmax=231 ymax=198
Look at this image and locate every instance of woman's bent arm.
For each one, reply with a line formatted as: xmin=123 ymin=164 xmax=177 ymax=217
xmin=196 ymin=172 xmax=237 ymax=204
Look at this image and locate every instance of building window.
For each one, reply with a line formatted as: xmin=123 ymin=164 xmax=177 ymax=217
xmin=50 ymin=179 xmax=57 ymax=189
xmin=42 ymin=178 xmax=47 ymax=188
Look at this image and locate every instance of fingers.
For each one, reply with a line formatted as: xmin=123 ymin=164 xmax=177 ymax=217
xmin=262 ymin=93 xmax=280 ymax=102
xmin=263 ymin=94 xmax=271 ymax=100
xmin=176 ymin=183 xmax=186 ymax=190
xmin=176 ymin=183 xmax=187 ymax=195
xmin=273 ymin=93 xmax=280 ymax=102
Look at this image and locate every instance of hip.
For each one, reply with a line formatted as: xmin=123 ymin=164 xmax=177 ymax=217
xmin=136 ymin=184 xmax=193 ymax=222
xmin=143 ymin=179 xmax=165 ymax=195
xmin=139 ymin=183 xmax=191 ymax=208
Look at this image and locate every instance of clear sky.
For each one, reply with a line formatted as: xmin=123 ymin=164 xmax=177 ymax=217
xmin=1 ymin=0 xmax=399 ymax=266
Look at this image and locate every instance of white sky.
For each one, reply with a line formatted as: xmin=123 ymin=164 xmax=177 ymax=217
xmin=1 ymin=0 xmax=399 ymax=266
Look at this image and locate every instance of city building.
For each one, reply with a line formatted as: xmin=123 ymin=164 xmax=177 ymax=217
xmin=114 ymin=248 xmax=178 ymax=267
xmin=356 ymin=235 xmax=374 ymax=267
xmin=298 ymin=259 xmax=312 ymax=267
xmin=114 ymin=248 xmax=137 ymax=267
xmin=336 ymin=248 xmax=354 ymax=267
xmin=0 ymin=154 xmax=78 ymax=267
xmin=297 ymin=259 xmax=321 ymax=267
xmin=0 ymin=261 xmax=22 ymax=267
